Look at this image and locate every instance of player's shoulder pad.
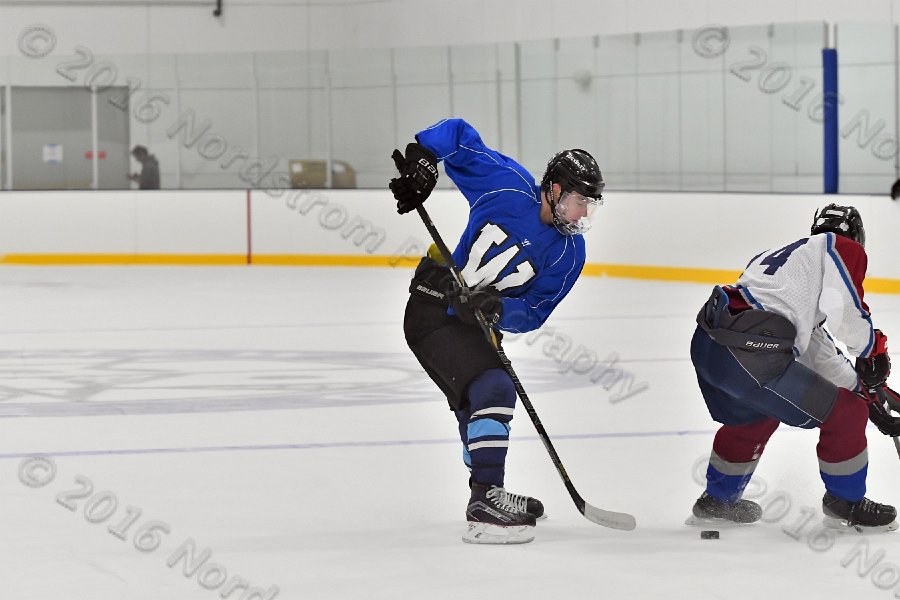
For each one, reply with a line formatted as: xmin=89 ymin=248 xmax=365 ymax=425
xmin=830 ymin=232 xmax=867 ymax=264
xmin=829 ymin=232 xmax=868 ymax=283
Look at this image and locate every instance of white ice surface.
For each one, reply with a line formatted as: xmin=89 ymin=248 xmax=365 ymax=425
xmin=2 ymin=266 xmax=900 ymax=600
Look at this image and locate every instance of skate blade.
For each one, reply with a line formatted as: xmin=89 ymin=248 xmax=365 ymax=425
xmin=462 ymin=522 xmax=535 ymax=545
xmin=684 ymin=514 xmax=756 ymax=528
xmin=822 ymin=516 xmax=899 ymax=533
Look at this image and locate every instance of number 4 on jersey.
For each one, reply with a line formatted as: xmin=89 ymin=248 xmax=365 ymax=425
xmin=760 ymin=238 xmax=808 ymax=275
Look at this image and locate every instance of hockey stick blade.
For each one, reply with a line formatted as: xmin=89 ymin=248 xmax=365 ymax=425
xmin=582 ymin=501 xmax=637 ymax=530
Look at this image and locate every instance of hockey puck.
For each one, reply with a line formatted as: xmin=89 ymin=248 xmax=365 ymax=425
xmin=700 ymin=530 xmax=719 ymax=540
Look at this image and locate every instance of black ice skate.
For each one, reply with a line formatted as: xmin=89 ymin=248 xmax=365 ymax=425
xmin=468 ymin=477 xmax=546 ymax=520
xmin=822 ymin=492 xmax=899 ymax=533
xmin=463 ymin=482 xmax=536 ymax=544
xmin=685 ymin=492 xmax=762 ymax=526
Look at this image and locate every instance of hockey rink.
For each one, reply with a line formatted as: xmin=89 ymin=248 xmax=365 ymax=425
xmin=2 ymin=265 xmax=900 ymax=600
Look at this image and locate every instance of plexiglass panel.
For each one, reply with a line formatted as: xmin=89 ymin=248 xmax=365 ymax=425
xmin=0 ymin=20 xmax=894 ymax=193
xmin=837 ymin=23 xmax=897 ymax=194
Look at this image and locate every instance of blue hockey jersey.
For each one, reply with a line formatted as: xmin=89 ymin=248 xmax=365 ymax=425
xmin=415 ymin=118 xmax=586 ymax=334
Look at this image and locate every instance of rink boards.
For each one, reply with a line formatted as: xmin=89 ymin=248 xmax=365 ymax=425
xmin=1 ymin=189 xmax=898 ymax=292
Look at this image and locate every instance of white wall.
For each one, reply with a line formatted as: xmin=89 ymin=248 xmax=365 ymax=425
xmin=0 ymin=190 xmax=247 ymax=256
xmin=2 ymin=0 xmax=900 ymax=57
xmin=268 ymin=189 xmax=900 ymax=281
xmin=341 ymin=0 xmax=897 ymax=50
xmin=1 ymin=190 xmax=899 ymax=285
xmin=593 ymin=192 xmax=900 ymax=281
xmin=0 ymin=3 xmax=335 ymax=56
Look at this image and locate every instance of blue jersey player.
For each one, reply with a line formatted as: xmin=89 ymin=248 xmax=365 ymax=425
xmin=389 ymin=118 xmax=604 ymax=544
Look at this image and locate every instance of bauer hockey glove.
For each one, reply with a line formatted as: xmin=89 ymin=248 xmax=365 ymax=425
xmin=389 ymin=142 xmax=438 ymax=214
xmin=856 ymin=330 xmax=891 ymax=389
xmin=448 ymin=284 xmax=503 ymax=328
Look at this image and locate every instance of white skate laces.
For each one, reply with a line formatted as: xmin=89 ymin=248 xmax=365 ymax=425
xmin=498 ymin=489 xmax=529 ymax=514
xmin=484 ymin=487 xmax=526 ymax=514
xmin=484 ymin=486 xmax=509 ymax=508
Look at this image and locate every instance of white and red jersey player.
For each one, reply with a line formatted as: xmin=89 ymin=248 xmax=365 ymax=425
xmin=691 ymin=204 xmax=897 ymax=530
xmin=722 ymin=231 xmax=874 ymax=391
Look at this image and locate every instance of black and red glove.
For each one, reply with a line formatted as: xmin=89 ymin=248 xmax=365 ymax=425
xmin=389 ymin=143 xmax=438 ymax=214
xmin=856 ymin=330 xmax=890 ymax=389
xmin=861 ymin=385 xmax=900 ymax=437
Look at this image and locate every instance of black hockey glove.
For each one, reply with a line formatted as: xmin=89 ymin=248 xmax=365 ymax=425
xmin=389 ymin=142 xmax=438 ymax=214
xmin=448 ymin=283 xmax=503 ymax=328
xmin=862 ymin=386 xmax=900 ymax=437
xmin=882 ymin=385 xmax=900 ymax=413
xmin=856 ymin=330 xmax=890 ymax=389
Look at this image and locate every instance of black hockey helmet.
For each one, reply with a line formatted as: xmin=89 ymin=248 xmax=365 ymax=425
xmin=540 ymin=149 xmax=604 ymax=200
xmin=540 ymin=149 xmax=604 ymax=235
xmin=811 ymin=203 xmax=866 ymax=248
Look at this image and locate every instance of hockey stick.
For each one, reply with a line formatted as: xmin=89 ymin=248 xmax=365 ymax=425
xmin=414 ymin=205 xmax=636 ymax=531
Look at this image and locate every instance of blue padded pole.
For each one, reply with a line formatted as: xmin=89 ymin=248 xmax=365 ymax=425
xmin=823 ymin=48 xmax=839 ymax=194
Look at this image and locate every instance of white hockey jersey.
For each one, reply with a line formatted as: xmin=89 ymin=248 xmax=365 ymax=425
xmin=724 ymin=232 xmax=875 ymax=390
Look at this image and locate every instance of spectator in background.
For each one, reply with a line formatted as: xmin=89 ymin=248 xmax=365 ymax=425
xmin=129 ymin=145 xmax=160 ymax=190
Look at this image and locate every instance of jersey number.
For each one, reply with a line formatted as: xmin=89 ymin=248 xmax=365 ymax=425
xmin=460 ymin=223 xmax=535 ymax=291
xmin=760 ymin=238 xmax=808 ymax=275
